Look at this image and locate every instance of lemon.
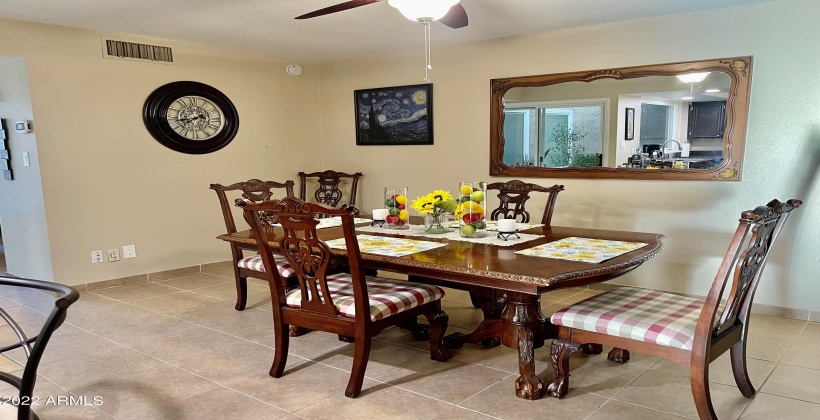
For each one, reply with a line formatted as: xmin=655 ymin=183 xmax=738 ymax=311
xmin=461 ymin=201 xmax=484 ymax=214
xmin=398 ymin=209 xmax=409 ymax=220
xmin=459 ymin=184 xmax=473 ymax=195
xmin=395 ymin=195 xmax=407 ymax=205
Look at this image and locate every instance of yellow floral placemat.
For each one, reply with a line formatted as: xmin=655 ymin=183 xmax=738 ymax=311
xmin=515 ymin=237 xmax=649 ymax=263
xmin=271 ymin=216 xmax=372 ymax=230
xmin=447 ymin=220 xmax=543 ymax=231
xmin=317 ymin=216 xmax=372 ymax=229
xmin=326 ymin=234 xmax=446 ymax=257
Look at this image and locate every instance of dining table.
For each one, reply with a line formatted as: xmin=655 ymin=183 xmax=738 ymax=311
xmin=217 ymin=217 xmax=664 ymax=400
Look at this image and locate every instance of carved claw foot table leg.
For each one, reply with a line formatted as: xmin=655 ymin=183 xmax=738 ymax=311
xmin=514 ymin=327 xmax=545 ymax=399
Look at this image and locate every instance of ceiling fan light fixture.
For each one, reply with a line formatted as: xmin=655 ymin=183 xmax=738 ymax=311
xmin=388 ymin=0 xmax=460 ymax=21
xmin=676 ymin=72 xmax=711 ymax=84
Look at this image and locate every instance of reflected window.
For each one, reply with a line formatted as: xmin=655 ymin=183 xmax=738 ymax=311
xmin=504 ymin=100 xmax=604 ymax=168
xmin=640 ymin=103 xmax=676 ymax=147
xmin=502 ymin=108 xmax=534 ymax=166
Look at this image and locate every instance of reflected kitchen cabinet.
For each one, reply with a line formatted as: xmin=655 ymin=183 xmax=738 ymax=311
xmin=688 ymin=101 xmax=726 ymax=139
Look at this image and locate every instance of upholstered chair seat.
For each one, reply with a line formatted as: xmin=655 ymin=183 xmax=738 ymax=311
xmin=285 ymin=273 xmax=445 ymax=321
xmin=552 ymin=288 xmax=707 ymax=351
xmin=237 ymin=254 xmax=297 ymax=279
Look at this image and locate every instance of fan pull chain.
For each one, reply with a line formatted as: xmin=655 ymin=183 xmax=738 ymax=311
xmin=422 ymin=18 xmax=432 ymax=82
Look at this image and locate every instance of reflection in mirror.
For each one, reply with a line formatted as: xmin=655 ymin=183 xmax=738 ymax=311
xmin=490 ymin=57 xmax=752 ymax=181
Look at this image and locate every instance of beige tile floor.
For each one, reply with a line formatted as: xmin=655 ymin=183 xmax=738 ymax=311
xmin=0 ymin=268 xmax=819 ymax=419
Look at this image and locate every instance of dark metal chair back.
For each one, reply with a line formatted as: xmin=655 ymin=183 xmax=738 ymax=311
xmin=0 ymin=277 xmax=79 ymax=420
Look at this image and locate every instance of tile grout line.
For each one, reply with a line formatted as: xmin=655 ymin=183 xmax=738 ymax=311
xmin=67 ymin=290 xmax=471 ymax=414
xmin=42 ymin=316 xmax=299 ymax=417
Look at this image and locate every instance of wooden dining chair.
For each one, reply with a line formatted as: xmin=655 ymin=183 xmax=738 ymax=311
xmin=298 ymin=170 xmax=363 ymax=209
xmin=240 ymin=197 xmax=450 ymax=397
xmin=210 ymin=178 xmax=296 ymax=311
xmin=546 ymin=198 xmax=802 ymax=419
xmin=463 ymin=180 xmax=565 ymax=312
xmin=486 ymin=180 xmax=565 ymax=225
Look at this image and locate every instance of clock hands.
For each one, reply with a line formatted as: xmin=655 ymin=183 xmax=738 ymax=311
xmin=175 ymin=113 xmax=207 ymax=125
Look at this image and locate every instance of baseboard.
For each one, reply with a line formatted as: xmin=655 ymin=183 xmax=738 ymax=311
xmin=78 ymin=260 xmax=233 ymax=292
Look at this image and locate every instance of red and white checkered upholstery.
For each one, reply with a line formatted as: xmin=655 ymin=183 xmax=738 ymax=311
xmin=238 ymin=254 xmax=297 ymax=278
xmin=285 ymin=273 xmax=446 ymax=321
xmin=551 ymin=288 xmax=706 ymax=350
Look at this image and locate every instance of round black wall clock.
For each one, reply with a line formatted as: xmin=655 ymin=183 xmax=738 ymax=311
xmin=143 ymin=81 xmax=239 ymax=154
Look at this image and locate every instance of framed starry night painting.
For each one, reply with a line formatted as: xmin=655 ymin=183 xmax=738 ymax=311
xmin=354 ymin=83 xmax=433 ymax=145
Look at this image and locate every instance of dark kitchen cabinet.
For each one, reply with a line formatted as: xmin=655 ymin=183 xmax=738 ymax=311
xmin=688 ymin=101 xmax=726 ymax=139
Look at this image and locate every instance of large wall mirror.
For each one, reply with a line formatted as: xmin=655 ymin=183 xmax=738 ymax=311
xmin=490 ymin=57 xmax=752 ymax=181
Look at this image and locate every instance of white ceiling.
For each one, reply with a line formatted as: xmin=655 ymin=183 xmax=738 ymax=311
xmin=0 ymin=0 xmax=773 ymax=62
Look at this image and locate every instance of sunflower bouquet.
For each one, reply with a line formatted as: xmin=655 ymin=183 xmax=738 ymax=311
xmin=410 ymin=189 xmax=459 ymax=234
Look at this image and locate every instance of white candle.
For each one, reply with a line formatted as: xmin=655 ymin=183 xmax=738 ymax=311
xmin=497 ymin=219 xmax=517 ymax=233
xmin=372 ymin=209 xmax=387 ymax=220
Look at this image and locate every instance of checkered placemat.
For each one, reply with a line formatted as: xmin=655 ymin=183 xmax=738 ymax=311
xmin=326 ymin=234 xmax=447 ymax=257
xmin=515 ymin=237 xmax=648 ymax=263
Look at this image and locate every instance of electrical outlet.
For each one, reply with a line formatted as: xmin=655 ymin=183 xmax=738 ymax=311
xmin=123 ymin=245 xmax=136 ymax=259
xmin=107 ymin=248 xmax=120 ymax=262
xmin=91 ymin=250 xmax=104 ymax=264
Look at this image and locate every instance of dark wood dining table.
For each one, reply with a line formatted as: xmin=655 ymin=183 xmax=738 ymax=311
xmin=218 ymin=220 xmax=664 ymax=400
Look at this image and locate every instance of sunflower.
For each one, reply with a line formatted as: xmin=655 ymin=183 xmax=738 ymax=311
xmin=410 ymin=193 xmax=437 ymax=214
xmin=453 ymin=202 xmax=465 ymax=220
xmin=410 ymin=189 xmax=456 ymax=215
xmin=430 ymin=189 xmax=454 ymax=202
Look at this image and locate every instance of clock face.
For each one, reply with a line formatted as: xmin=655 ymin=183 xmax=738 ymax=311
xmin=143 ymin=82 xmax=239 ymax=154
xmin=166 ymin=96 xmax=225 ymax=140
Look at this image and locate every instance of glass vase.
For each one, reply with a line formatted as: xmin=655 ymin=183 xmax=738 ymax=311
xmin=458 ymin=181 xmax=488 ymax=238
xmin=424 ymin=212 xmax=450 ymax=234
xmin=383 ymin=186 xmax=409 ymax=229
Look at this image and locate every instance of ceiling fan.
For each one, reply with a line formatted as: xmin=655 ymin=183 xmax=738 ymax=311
xmin=295 ymin=0 xmax=469 ymax=29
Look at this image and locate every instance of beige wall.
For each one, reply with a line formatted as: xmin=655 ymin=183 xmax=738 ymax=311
xmin=0 ymin=57 xmax=53 ymax=280
xmin=1 ymin=0 xmax=818 ymax=314
xmin=316 ymin=0 xmax=820 ymax=313
xmin=0 ymin=20 xmax=322 ymax=285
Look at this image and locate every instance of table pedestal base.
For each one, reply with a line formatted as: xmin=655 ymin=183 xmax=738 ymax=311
xmin=445 ymin=288 xmax=505 ymax=348
xmin=445 ymin=290 xmax=548 ymax=399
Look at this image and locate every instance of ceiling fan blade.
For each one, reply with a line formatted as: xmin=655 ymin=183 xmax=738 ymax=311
xmin=295 ymin=0 xmax=381 ymax=20
xmin=438 ymin=3 xmax=468 ymax=28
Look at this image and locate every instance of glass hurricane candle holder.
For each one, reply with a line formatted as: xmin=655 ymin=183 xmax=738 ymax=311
xmin=384 ymin=186 xmax=410 ymax=229
xmin=458 ymin=181 xmax=487 ymax=238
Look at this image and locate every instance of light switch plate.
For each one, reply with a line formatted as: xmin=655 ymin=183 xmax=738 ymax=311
xmin=21 ymin=152 xmax=29 ymax=167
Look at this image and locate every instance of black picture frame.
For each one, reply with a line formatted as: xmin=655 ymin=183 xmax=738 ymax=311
xmin=625 ymin=107 xmax=635 ymax=140
xmin=354 ymin=83 xmax=433 ymax=145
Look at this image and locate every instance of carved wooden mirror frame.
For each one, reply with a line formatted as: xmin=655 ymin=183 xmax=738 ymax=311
xmin=489 ymin=56 xmax=752 ymax=181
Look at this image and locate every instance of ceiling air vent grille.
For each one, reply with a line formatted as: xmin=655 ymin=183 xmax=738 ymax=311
xmin=102 ymin=39 xmax=175 ymax=64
